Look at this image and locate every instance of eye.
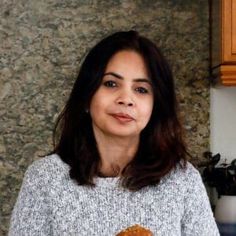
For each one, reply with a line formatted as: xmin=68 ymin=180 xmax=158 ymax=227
xmin=135 ymin=87 xmax=149 ymax=94
xmin=103 ymin=80 xmax=117 ymax=88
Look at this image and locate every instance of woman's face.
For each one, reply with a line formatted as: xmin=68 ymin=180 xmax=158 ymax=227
xmin=89 ymin=50 xmax=154 ymax=139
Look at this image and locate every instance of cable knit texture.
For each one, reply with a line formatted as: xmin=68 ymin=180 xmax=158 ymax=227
xmin=9 ymin=154 xmax=220 ymax=236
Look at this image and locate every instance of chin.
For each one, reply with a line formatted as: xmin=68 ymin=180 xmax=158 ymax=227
xmin=107 ymin=129 xmax=139 ymax=138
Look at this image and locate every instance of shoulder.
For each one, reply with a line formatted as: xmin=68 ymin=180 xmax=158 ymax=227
xmin=160 ymin=161 xmax=203 ymax=192
xmin=177 ymin=161 xmax=201 ymax=181
xmin=24 ymin=153 xmax=70 ymax=184
xmin=165 ymin=161 xmax=201 ymax=181
xmin=28 ymin=153 xmax=68 ymax=171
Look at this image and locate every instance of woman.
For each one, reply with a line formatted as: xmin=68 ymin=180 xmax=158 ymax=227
xmin=9 ymin=31 xmax=219 ymax=235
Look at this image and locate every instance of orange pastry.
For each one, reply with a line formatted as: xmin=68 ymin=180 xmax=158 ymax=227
xmin=116 ymin=224 xmax=153 ymax=236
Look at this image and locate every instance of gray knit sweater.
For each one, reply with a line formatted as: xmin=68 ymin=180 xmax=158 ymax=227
xmin=9 ymin=154 xmax=219 ymax=236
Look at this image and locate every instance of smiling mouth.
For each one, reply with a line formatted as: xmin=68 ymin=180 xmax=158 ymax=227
xmin=110 ymin=113 xmax=135 ymax=123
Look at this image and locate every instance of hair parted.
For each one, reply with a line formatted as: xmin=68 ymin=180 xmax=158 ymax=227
xmin=50 ymin=30 xmax=188 ymax=191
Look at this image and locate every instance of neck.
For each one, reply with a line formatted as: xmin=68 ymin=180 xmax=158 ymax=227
xmin=93 ymin=128 xmax=140 ymax=177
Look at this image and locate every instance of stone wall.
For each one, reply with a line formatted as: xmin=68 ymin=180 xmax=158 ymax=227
xmin=0 ymin=0 xmax=209 ymax=234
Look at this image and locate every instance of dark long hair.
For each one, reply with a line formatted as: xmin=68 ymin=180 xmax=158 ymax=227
xmin=51 ymin=30 xmax=188 ymax=191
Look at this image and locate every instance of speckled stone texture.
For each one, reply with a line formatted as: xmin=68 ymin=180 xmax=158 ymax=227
xmin=0 ymin=0 xmax=209 ymax=234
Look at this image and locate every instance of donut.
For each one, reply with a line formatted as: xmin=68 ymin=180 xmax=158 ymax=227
xmin=116 ymin=224 xmax=153 ymax=236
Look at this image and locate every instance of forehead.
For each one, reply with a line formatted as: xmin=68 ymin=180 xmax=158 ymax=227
xmin=105 ymin=50 xmax=149 ymax=79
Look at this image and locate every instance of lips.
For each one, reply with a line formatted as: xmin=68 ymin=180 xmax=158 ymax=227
xmin=110 ymin=113 xmax=135 ymax=123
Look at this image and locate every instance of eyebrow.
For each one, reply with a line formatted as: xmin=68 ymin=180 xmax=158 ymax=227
xmin=103 ymin=72 xmax=151 ymax=84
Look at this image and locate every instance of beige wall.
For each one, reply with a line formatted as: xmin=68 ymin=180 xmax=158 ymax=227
xmin=210 ymin=86 xmax=236 ymax=163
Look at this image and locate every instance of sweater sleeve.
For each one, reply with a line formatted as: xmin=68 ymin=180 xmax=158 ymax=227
xmin=8 ymin=160 xmax=52 ymax=236
xmin=181 ymin=164 xmax=220 ymax=236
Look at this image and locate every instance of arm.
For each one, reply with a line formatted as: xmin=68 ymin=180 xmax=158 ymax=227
xmin=181 ymin=164 xmax=220 ymax=236
xmin=8 ymin=161 xmax=52 ymax=236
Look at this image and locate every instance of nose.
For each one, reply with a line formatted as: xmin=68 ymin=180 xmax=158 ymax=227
xmin=117 ymin=100 xmax=134 ymax=106
xmin=116 ymin=90 xmax=135 ymax=107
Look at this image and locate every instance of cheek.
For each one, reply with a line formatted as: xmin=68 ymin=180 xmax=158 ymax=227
xmin=89 ymin=93 xmax=107 ymax=116
xmin=89 ymin=95 xmax=99 ymax=117
xmin=143 ymin=108 xmax=153 ymax=124
xmin=138 ymin=103 xmax=153 ymax=129
xmin=142 ymin=98 xmax=154 ymax=118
